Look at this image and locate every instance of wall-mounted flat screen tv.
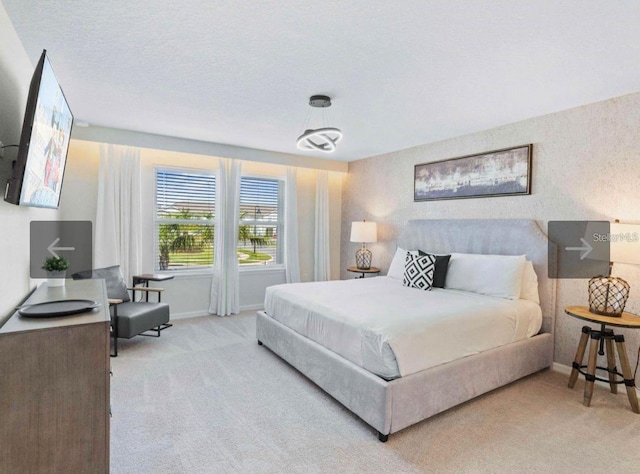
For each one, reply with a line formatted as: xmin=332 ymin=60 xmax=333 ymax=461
xmin=4 ymin=49 xmax=73 ymax=209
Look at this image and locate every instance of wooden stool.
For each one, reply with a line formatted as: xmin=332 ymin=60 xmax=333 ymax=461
xmin=566 ymin=306 xmax=640 ymax=414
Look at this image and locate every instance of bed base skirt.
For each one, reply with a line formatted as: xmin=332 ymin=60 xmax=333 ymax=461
xmin=256 ymin=311 xmax=553 ymax=441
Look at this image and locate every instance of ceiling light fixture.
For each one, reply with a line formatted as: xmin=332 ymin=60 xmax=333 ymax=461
xmin=296 ymin=95 xmax=342 ymax=153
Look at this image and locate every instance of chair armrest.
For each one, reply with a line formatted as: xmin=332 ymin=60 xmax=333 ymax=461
xmin=127 ymin=287 xmax=165 ymax=293
xmin=108 ymin=298 xmax=123 ymax=305
xmin=128 ymin=287 xmax=166 ymax=303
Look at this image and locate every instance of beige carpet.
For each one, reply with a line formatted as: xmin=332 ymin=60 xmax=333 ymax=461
xmin=110 ymin=312 xmax=640 ymax=473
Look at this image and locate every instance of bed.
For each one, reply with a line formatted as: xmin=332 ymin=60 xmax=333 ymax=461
xmin=256 ymin=219 xmax=557 ymax=441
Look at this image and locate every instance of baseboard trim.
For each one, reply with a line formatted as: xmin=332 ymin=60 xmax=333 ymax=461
xmin=170 ymin=311 xmax=209 ymax=320
xmin=170 ymin=306 xmax=264 ymax=320
xmin=551 ymin=362 xmax=571 ymax=375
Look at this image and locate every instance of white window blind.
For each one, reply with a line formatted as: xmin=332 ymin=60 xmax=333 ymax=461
xmin=155 ymin=169 xmax=216 ymax=271
xmin=238 ymin=177 xmax=283 ymax=266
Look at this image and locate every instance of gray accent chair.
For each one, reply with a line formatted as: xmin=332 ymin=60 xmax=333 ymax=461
xmin=72 ymin=265 xmax=171 ymax=356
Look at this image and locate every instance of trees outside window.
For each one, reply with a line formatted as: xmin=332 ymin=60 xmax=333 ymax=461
xmin=155 ymin=170 xmax=284 ymax=271
xmin=156 ymin=169 xmax=215 ymax=271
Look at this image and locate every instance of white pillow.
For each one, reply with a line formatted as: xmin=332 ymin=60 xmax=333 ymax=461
xmin=444 ymin=253 xmax=526 ymax=300
xmin=388 ymin=247 xmax=408 ymax=279
xmin=520 ymin=261 xmax=540 ymax=304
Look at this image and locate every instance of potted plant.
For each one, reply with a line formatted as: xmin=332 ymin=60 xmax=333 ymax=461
xmin=42 ymin=256 xmax=70 ymax=287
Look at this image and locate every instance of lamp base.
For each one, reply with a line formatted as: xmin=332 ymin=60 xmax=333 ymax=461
xmin=355 ymin=248 xmax=372 ymax=270
xmin=588 ymin=276 xmax=630 ymax=317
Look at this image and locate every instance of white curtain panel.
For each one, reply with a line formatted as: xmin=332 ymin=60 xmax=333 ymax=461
xmin=284 ymin=167 xmax=301 ymax=283
xmin=314 ymin=170 xmax=331 ymax=281
xmin=209 ymin=158 xmax=241 ymax=316
xmin=95 ymin=144 xmax=142 ymax=285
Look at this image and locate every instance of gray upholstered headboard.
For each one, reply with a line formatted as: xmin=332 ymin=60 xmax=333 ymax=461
xmin=397 ymin=219 xmax=557 ymax=335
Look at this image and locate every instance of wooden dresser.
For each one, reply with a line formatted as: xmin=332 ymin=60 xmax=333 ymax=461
xmin=0 ymin=279 xmax=110 ymax=473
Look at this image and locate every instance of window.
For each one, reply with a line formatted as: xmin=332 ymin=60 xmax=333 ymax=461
xmin=154 ymin=170 xmax=283 ymax=271
xmin=155 ymin=168 xmax=216 ymax=271
xmin=238 ymin=176 xmax=283 ymax=267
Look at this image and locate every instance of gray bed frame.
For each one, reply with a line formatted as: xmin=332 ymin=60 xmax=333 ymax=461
xmin=256 ymin=219 xmax=557 ymax=442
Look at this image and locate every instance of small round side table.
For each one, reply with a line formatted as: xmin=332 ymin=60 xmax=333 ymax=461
xmin=347 ymin=266 xmax=380 ymax=279
xmin=565 ymin=305 xmax=640 ymax=413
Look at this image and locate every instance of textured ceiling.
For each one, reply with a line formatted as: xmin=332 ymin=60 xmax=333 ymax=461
xmin=3 ymin=0 xmax=640 ymax=162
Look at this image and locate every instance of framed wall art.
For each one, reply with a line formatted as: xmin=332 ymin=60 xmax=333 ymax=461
xmin=414 ymin=144 xmax=532 ymax=201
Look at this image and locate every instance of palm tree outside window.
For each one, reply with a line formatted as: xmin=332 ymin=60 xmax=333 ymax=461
xmin=154 ymin=169 xmax=284 ymax=271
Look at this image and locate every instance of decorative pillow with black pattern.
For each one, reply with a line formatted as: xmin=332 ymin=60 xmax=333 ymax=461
xmin=415 ymin=250 xmax=451 ymax=289
xmin=403 ymin=252 xmax=436 ymax=291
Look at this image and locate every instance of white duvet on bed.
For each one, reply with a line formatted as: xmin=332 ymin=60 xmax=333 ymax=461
xmin=264 ymin=276 xmax=542 ymax=379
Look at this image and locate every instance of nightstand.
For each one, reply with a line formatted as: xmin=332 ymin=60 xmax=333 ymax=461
xmin=347 ymin=266 xmax=381 ymax=279
xmin=565 ymin=305 xmax=640 ymax=413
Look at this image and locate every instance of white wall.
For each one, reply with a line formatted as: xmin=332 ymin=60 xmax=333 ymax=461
xmin=72 ymin=125 xmax=348 ymax=173
xmin=341 ymin=92 xmax=640 ymax=366
xmin=0 ymin=3 xmax=62 ymax=324
xmin=61 ymin=140 xmax=343 ymax=317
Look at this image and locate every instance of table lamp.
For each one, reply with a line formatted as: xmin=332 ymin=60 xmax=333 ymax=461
xmin=350 ymin=221 xmax=377 ymax=270
xmin=588 ymin=222 xmax=640 ymax=316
